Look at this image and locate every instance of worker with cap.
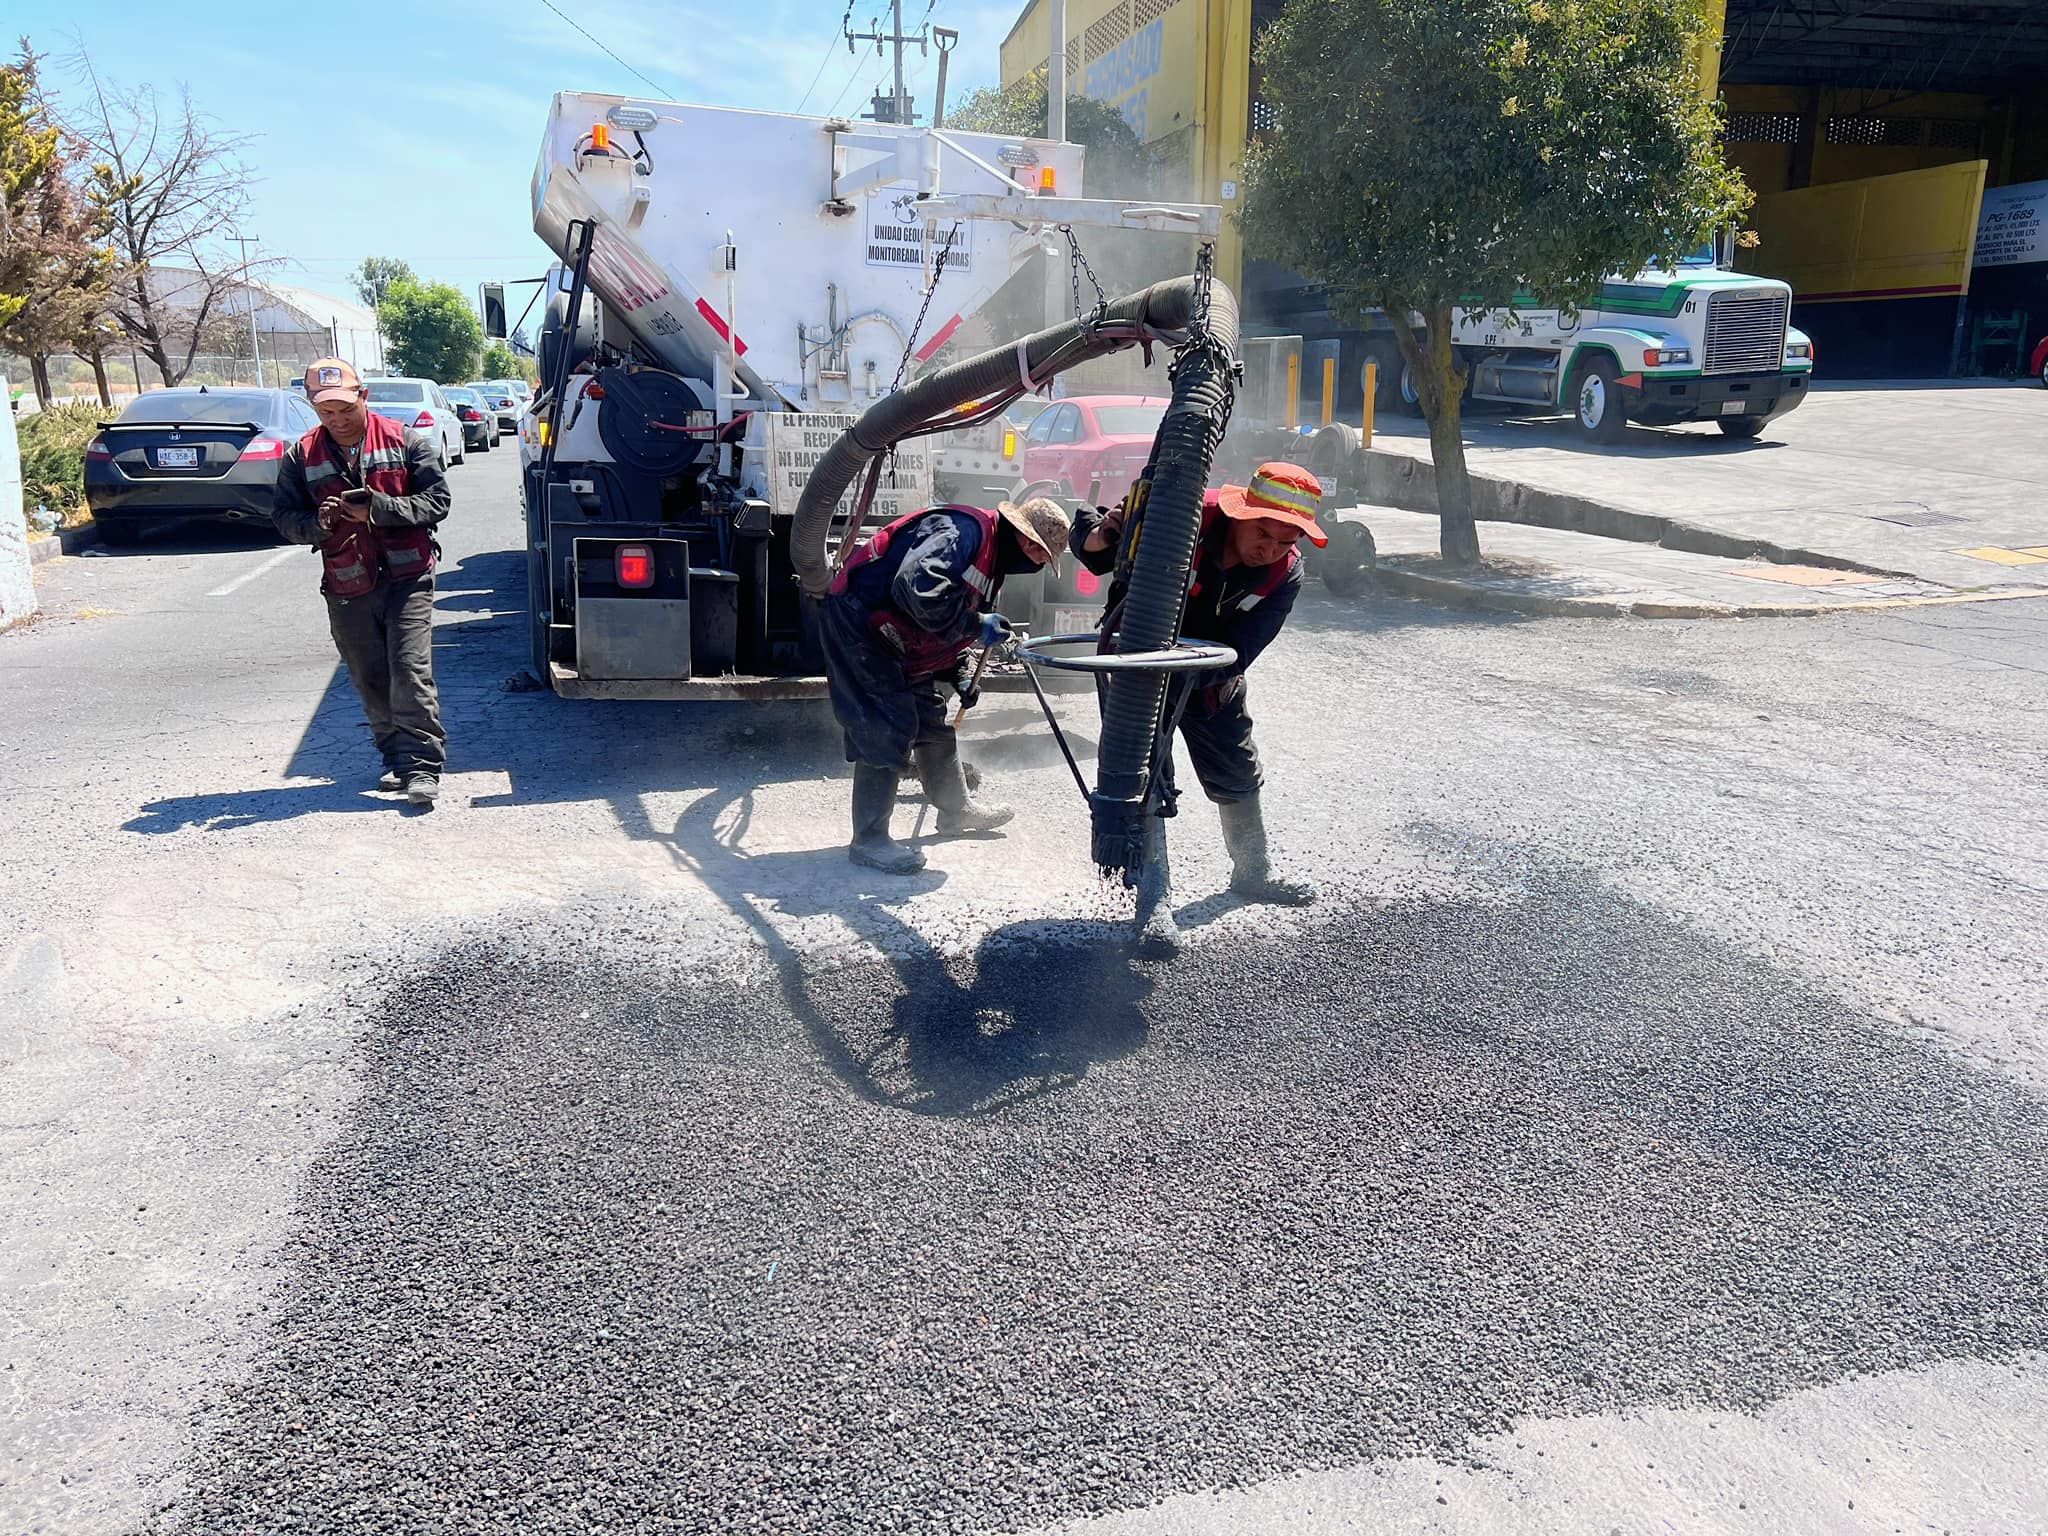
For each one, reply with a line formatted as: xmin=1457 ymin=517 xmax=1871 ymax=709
xmin=1070 ymin=460 xmax=1325 ymax=944
xmin=821 ymin=496 xmax=1073 ymax=873
xmin=272 ymin=358 xmax=452 ymax=807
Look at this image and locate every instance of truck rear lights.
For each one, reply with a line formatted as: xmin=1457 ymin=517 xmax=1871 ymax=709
xmin=1037 ymin=167 xmax=1057 ymax=196
xmin=237 ymin=436 xmax=286 ymax=461
xmin=616 ymin=544 xmax=656 ymax=589
xmin=1002 ymin=428 xmax=1017 ymax=458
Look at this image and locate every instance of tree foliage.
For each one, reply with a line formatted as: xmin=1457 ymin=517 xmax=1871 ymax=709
xmin=350 ymin=255 xmax=416 ymax=309
xmin=479 ymin=340 xmax=534 ymax=383
xmin=63 ymin=47 xmax=265 ymax=388
xmin=1241 ymin=0 xmax=1749 ymax=562
xmin=0 ymin=44 xmax=115 ymax=406
xmin=380 ymin=278 xmax=483 ymax=383
xmin=945 ymin=71 xmax=1153 ymax=197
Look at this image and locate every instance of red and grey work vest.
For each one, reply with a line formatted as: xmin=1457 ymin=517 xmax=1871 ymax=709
xmin=1184 ymin=493 xmax=1297 ymax=622
xmin=829 ymin=504 xmax=1003 ymax=678
xmin=300 ymin=413 xmax=435 ymax=597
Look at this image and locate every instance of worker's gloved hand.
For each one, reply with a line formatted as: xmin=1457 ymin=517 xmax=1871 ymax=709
xmin=952 ymin=655 xmax=982 ymax=711
xmin=977 ymin=612 xmax=1016 ymax=649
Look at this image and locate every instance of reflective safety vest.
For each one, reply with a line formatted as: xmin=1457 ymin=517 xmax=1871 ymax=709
xmin=829 ymin=504 xmax=1002 ymax=678
xmin=300 ymin=413 xmax=436 ymax=597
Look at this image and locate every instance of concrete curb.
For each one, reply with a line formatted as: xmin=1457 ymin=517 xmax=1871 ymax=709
xmin=28 ymin=522 xmax=101 ymax=567
xmin=1374 ymin=558 xmax=2048 ymax=621
xmin=1355 ymin=446 xmax=1919 ymax=582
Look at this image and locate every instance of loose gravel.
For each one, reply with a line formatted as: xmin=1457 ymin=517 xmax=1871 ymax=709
xmin=159 ymin=861 xmax=2048 ymax=1535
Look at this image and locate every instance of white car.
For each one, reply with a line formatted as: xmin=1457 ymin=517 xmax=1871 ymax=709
xmin=365 ymin=378 xmax=467 ymax=467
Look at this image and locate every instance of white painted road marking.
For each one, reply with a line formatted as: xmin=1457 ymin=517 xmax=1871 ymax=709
xmin=206 ymin=547 xmax=298 ymax=598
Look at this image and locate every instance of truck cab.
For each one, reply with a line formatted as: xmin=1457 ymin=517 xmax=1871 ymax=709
xmin=1450 ymin=242 xmax=1815 ymax=442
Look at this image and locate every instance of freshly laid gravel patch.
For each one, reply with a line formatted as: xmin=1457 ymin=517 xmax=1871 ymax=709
xmin=159 ymin=866 xmax=2048 ymax=1534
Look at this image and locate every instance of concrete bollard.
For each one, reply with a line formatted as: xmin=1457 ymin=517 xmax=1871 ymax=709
xmin=0 ymin=380 xmax=37 ymax=631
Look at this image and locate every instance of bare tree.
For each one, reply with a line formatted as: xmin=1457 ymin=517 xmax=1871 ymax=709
xmin=61 ymin=45 xmax=268 ymax=387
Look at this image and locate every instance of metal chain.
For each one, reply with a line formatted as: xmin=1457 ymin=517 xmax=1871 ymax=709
xmin=891 ymin=223 xmax=960 ymax=390
xmin=1060 ymin=224 xmax=1109 ymax=325
xmin=1170 ymin=242 xmax=1238 ymax=450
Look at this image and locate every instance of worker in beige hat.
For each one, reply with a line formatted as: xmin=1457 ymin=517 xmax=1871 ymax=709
xmin=821 ymin=496 xmax=1072 ymax=872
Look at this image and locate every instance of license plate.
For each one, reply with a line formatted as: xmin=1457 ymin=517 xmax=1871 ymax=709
xmin=1719 ymin=401 xmax=1749 ymax=417
xmin=156 ymin=445 xmax=200 ymax=467
xmin=1051 ymin=606 xmax=1098 ymax=637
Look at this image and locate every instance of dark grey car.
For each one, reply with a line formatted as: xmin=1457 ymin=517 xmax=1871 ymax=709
xmin=85 ymin=387 xmax=318 ymax=547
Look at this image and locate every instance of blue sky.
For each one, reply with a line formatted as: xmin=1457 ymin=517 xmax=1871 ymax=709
xmin=15 ymin=0 xmax=1017 ymax=327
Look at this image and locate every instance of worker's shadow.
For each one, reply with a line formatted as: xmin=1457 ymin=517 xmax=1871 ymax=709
xmin=666 ymin=787 xmax=1153 ymax=1117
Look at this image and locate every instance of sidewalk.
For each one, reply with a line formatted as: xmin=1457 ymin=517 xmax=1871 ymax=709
xmin=1361 ymin=382 xmax=2048 ymax=593
xmin=1344 ymin=504 xmax=2048 ymax=619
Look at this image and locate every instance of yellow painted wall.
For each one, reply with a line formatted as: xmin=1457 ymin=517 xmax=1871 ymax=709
xmin=1722 ymin=85 xmax=2042 ymax=196
xmin=999 ymin=0 xmax=1247 ymax=287
xmin=1745 ymin=160 xmax=1988 ymax=301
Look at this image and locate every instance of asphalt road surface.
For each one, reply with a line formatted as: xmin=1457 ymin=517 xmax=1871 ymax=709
xmin=4 ymin=442 xmax=2046 ymax=1534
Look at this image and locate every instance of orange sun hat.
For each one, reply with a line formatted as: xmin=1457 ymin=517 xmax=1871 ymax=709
xmin=1215 ymin=461 xmax=1329 ymax=546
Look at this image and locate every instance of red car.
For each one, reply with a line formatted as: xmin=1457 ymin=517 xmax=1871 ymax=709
xmin=2033 ymin=333 xmax=2048 ymax=387
xmin=1018 ymin=394 xmax=1169 ymax=506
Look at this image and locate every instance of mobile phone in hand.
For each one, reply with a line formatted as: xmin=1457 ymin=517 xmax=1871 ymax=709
xmin=341 ymin=488 xmax=373 ymax=507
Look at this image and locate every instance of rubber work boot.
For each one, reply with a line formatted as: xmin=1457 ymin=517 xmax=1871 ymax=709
xmin=1133 ymin=819 xmax=1182 ymax=957
xmin=849 ymin=763 xmax=927 ymax=874
xmin=916 ymin=738 xmax=1014 ymax=835
xmin=1218 ymin=794 xmax=1316 ymax=906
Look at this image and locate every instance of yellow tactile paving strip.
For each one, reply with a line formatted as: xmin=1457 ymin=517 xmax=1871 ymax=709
xmin=1955 ymin=546 xmax=2048 ymax=566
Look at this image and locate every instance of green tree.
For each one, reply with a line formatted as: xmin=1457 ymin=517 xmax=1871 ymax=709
xmin=1241 ymin=0 xmax=1749 ymax=563
xmin=479 ymin=339 xmax=534 ymax=384
xmin=379 ymin=277 xmax=482 ymax=382
xmin=349 ymin=254 xmax=415 ymax=309
xmin=945 ymin=72 xmax=1152 ymax=198
xmin=0 ymin=44 xmax=117 ymax=407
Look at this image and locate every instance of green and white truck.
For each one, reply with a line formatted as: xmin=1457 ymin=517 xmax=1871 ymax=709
xmin=1249 ymin=243 xmax=1815 ymax=445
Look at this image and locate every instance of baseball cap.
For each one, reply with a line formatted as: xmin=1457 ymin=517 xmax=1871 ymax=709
xmin=1215 ymin=461 xmax=1329 ymax=546
xmin=303 ymin=357 xmax=364 ymax=404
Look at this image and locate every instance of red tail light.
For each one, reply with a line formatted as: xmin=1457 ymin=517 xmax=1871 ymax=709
xmin=412 ymin=411 xmax=435 ymax=428
xmin=86 ymin=437 xmax=112 ymax=461
xmin=237 ymin=436 xmax=286 ymax=461
xmin=615 ymin=544 xmax=655 ymax=590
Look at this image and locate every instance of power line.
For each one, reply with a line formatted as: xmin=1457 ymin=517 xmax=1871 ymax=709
xmin=798 ymin=0 xmax=860 ymax=115
xmin=534 ymin=0 xmax=672 ymax=99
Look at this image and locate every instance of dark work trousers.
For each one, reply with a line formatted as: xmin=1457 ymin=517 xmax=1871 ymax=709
xmin=820 ymin=594 xmax=953 ymax=771
xmin=1132 ymin=676 xmax=1263 ymax=811
xmin=326 ymin=574 xmax=446 ymax=776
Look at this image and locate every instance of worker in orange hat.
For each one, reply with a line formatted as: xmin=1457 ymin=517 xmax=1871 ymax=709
xmin=1071 ymin=461 xmax=1327 ymax=947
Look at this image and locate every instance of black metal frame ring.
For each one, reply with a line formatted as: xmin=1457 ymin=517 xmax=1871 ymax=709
xmin=1015 ymin=633 xmax=1239 ymax=675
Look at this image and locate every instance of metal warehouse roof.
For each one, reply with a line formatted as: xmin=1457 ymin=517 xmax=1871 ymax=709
xmin=1722 ymin=0 xmax=2048 ymax=93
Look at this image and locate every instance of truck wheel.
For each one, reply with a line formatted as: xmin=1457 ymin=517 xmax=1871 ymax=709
xmin=1361 ymin=346 xmax=1403 ymax=416
xmin=1718 ymin=416 xmax=1767 ymax=439
xmin=1395 ymin=358 xmax=1425 ymax=417
xmin=1568 ymin=356 xmax=1629 ymax=444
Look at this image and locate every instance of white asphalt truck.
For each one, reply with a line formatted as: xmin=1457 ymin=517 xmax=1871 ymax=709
xmin=500 ymin=92 xmax=1215 ymax=698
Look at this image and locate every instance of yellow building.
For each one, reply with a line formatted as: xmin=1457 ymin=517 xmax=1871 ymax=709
xmin=999 ymin=0 xmax=2048 ymax=376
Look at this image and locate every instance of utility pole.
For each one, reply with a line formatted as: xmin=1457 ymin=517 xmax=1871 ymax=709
xmin=846 ymin=3 xmax=927 ymax=124
xmin=931 ymin=26 xmax=957 ymax=129
xmin=230 ymin=232 xmax=262 ymax=386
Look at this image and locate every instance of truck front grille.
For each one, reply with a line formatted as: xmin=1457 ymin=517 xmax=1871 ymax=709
xmin=1703 ymin=290 xmax=1790 ymax=375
